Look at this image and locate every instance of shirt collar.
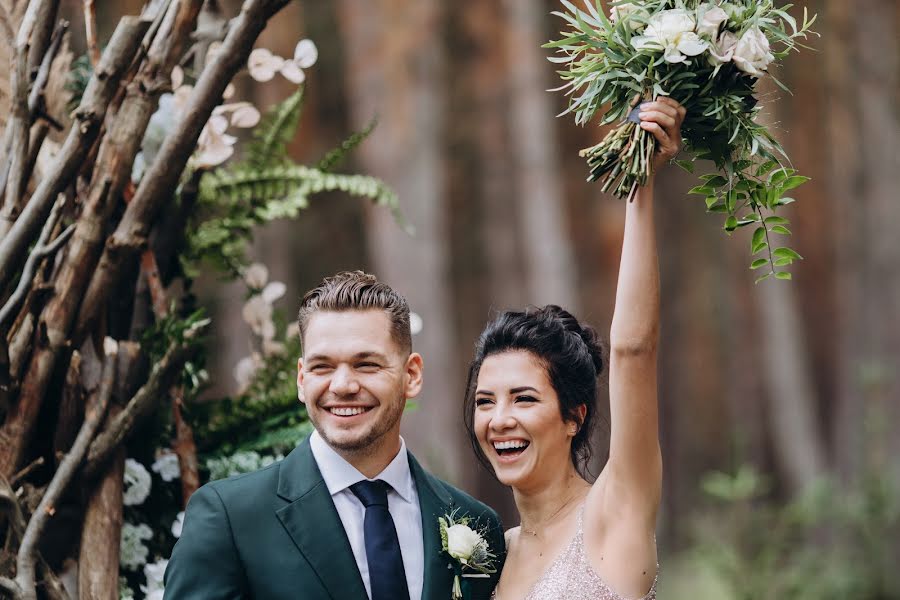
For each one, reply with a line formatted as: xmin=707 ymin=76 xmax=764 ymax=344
xmin=309 ymin=430 xmax=415 ymax=503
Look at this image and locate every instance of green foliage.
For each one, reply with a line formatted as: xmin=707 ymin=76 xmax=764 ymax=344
xmin=690 ymin=466 xmax=900 ymax=600
xmin=189 ymin=334 xmax=307 ymax=458
xmin=546 ymin=0 xmax=817 ymax=277
xmin=139 ymin=308 xmax=211 ymax=392
xmin=182 ymin=87 xmax=403 ymax=278
xmin=66 ymin=53 xmax=93 ymax=112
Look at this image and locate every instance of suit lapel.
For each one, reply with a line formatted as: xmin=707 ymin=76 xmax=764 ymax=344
xmin=409 ymin=452 xmax=455 ymax=600
xmin=275 ymin=438 xmax=368 ymax=600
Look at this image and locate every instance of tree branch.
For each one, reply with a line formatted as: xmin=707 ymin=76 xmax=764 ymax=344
xmin=76 ymin=0 xmax=291 ymax=339
xmin=0 ymin=1 xmax=43 ymax=240
xmin=83 ymin=0 xmax=100 ymax=67
xmin=0 ymin=196 xmax=71 ymax=333
xmin=0 ymin=15 xmax=149 ymax=292
xmin=84 ymin=322 xmax=205 ymax=477
xmin=14 ymin=338 xmax=117 ymax=600
xmin=0 ymin=19 xmax=67 ymax=200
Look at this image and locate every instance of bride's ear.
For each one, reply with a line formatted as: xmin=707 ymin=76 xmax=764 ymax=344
xmin=568 ymin=404 xmax=588 ymax=436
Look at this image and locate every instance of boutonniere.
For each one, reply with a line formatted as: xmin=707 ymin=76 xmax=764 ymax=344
xmin=439 ymin=509 xmax=497 ymax=600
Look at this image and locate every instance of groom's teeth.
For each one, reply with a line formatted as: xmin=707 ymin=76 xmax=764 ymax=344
xmin=493 ymin=440 xmax=529 ymax=450
xmin=329 ymin=407 xmax=367 ymax=416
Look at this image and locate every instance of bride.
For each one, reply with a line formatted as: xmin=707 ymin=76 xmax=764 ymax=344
xmin=464 ymin=97 xmax=685 ymax=599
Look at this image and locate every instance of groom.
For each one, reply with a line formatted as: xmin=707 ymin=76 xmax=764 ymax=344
xmin=164 ymin=271 xmax=505 ymax=599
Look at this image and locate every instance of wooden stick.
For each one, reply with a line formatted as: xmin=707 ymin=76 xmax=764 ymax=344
xmin=83 ymin=0 xmax=100 ymax=67
xmin=14 ymin=338 xmax=117 ymax=600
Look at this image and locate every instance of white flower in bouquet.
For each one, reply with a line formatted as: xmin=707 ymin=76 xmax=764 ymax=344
xmin=151 ymin=451 xmax=181 ymax=482
xmin=609 ymin=2 xmax=647 ymax=31
xmin=708 ymin=30 xmax=739 ymax=66
xmin=697 ymin=3 xmax=729 ymax=38
xmin=630 ymin=9 xmax=708 ymax=63
xmin=446 ymin=524 xmax=484 ymax=564
xmin=123 ymin=459 xmax=152 ymax=506
xmin=732 ymin=26 xmax=775 ymax=77
xmin=120 ymin=522 xmax=153 ymax=570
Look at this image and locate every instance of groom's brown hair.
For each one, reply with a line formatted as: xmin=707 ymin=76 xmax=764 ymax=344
xmin=297 ymin=270 xmax=412 ymax=354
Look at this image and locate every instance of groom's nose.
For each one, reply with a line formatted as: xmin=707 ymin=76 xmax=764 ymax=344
xmin=329 ymin=364 xmax=360 ymax=396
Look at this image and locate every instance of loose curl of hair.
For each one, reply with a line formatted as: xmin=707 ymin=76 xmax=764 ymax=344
xmin=463 ymin=305 xmax=605 ymax=478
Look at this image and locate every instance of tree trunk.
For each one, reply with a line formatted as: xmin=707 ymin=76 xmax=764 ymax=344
xmin=334 ymin=0 xmax=469 ymax=484
xmin=503 ymin=0 xmax=579 ymax=312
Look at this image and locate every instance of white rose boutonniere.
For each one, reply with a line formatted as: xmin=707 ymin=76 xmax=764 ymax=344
xmin=439 ymin=510 xmax=496 ymax=600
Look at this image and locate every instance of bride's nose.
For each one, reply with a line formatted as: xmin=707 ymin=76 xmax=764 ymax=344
xmin=489 ymin=400 xmax=517 ymax=431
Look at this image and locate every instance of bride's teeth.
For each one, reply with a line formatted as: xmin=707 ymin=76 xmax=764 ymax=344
xmin=493 ymin=440 xmax=529 ymax=450
xmin=330 ymin=407 xmax=367 ymax=416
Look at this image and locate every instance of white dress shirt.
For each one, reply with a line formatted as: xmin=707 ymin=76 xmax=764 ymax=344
xmin=309 ymin=431 xmax=424 ymax=600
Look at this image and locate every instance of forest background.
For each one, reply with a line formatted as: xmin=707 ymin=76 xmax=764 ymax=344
xmin=1 ymin=0 xmax=898 ymax=598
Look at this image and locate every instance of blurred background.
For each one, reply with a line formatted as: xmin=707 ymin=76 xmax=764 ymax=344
xmin=73 ymin=0 xmax=900 ymax=596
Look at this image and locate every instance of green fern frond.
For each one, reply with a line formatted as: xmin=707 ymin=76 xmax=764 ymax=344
xmin=317 ymin=117 xmax=377 ymax=173
xmin=202 ymin=164 xmax=405 ymax=226
xmin=245 ymin=87 xmax=305 ymax=167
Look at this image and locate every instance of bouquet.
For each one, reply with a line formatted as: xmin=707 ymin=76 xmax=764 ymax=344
xmin=546 ymin=0 xmax=816 ymax=280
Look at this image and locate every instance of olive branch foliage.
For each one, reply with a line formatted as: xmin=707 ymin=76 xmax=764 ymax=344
xmin=546 ymin=0 xmax=817 ymax=280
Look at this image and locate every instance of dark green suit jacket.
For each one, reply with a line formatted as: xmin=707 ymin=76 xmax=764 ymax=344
xmin=164 ymin=437 xmax=505 ymax=599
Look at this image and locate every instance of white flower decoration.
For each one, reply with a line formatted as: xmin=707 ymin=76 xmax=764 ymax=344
xmin=171 ymin=511 xmax=185 ymax=539
xmin=141 ymin=558 xmax=168 ymax=597
xmin=446 ymin=524 xmax=484 ymax=564
xmin=280 ymin=39 xmax=318 ymax=84
xmin=123 ymin=459 xmax=152 ymax=506
xmin=609 ymin=3 xmax=647 ymax=31
xmin=248 ymin=48 xmax=284 ymax=82
xmin=409 ymin=312 xmax=423 ymax=335
xmin=151 ymin=451 xmax=181 ymax=482
xmin=732 ymin=26 xmax=775 ymax=77
xmin=631 ymin=9 xmax=708 ymax=63
xmin=120 ymin=522 xmax=153 ymax=570
xmin=194 ymin=114 xmax=238 ymax=168
xmin=243 ymin=263 xmax=269 ymax=289
xmin=261 ymin=281 xmax=287 ymax=304
xmin=233 ymin=352 xmax=262 ymax=394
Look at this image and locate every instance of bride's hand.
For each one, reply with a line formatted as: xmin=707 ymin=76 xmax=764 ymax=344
xmin=638 ymin=96 xmax=686 ymax=172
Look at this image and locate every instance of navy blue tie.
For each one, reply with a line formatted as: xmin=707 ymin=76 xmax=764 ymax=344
xmin=350 ymin=480 xmax=410 ymax=600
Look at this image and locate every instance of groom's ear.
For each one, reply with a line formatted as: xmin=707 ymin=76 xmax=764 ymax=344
xmin=296 ymin=357 xmax=306 ymax=404
xmin=404 ymin=352 xmax=424 ymax=399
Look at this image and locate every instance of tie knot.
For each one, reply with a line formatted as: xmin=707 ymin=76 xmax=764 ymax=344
xmin=350 ymin=479 xmax=390 ymax=508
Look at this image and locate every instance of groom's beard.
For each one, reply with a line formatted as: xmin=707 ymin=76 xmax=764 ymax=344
xmin=312 ymin=393 xmax=405 ymax=454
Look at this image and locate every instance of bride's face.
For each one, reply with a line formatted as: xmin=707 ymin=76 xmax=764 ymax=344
xmin=473 ymin=350 xmax=577 ymax=489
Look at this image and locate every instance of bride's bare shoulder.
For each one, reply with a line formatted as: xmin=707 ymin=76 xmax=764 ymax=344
xmin=504 ymin=526 xmax=520 ymax=547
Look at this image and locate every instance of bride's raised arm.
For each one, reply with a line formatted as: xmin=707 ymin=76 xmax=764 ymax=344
xmin=591 ymin=97 xmax=685 ymax=524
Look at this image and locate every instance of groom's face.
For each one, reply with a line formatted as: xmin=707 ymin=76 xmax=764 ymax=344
xmin=297 ymin=309 xmax=423 ymax=455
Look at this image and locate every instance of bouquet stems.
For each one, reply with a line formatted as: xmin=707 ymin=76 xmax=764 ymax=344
xmin=580 ymin=115 xmax=655 ymax=202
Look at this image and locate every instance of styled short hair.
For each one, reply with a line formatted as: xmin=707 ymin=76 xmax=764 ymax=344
xmin=297 ymin=271 xmax=412 ymax=354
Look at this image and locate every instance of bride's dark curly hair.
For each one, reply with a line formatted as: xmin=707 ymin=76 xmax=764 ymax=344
xmin=463 ymin=305 xmax=605 ymax=477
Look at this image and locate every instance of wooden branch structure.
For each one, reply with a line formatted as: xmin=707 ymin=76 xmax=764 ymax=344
xmin=13 ymin=338 xmax=117 ymax=600
xmin=76 ymin=0 xmax=291 ymax=340
xmin=0 ymin=0 xmax=295 ymax=593
xmin=84 ymin=321 xmax=205 ymax=478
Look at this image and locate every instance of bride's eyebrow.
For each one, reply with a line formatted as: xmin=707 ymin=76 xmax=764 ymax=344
xmin=510 ymin=386 xmax=539 ymax=394
xmin=475 ymin=390 xmax=495 ymax=396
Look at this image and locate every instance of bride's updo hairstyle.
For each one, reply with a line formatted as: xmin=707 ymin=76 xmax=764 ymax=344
xmin=464 ymin=305 xmax=604 ymax=476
